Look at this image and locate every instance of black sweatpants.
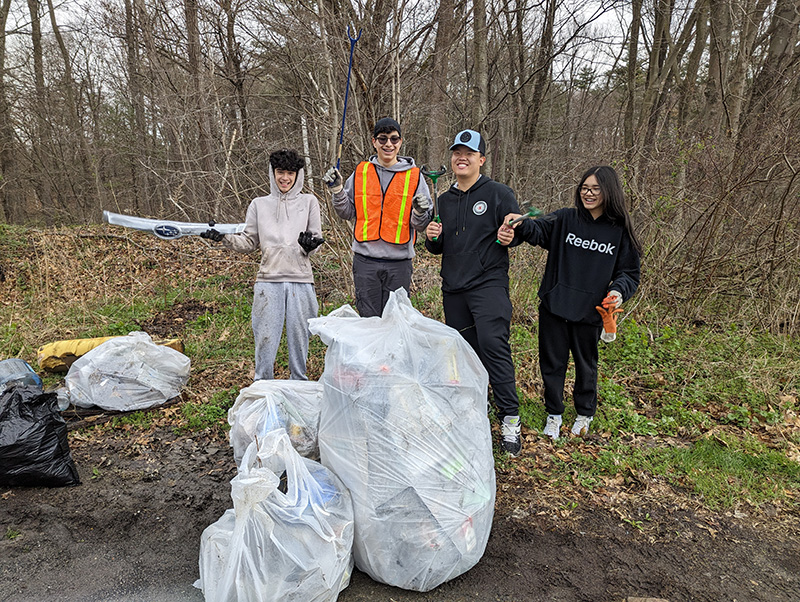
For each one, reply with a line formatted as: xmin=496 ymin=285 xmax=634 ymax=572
xmin=443 ymin=286 xmax=519 ymax=419
xmin=538 ymin=304 xmax=602 ymax=417
xmin=352 ymin=253 xmax=413 ymax=318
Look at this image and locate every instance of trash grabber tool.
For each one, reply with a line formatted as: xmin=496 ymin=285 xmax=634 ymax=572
xmin=421 ymin=165 xmax=446 ymax=241
xmin=495 ymin=206 xmax=544 ymax=243
xmin=336 ymin=26 xmax=362 ymax=171
xmin=508 ymin=206 xmax=544 ymax=226
xmin=103 ymin=211 xmax=245 ymax=240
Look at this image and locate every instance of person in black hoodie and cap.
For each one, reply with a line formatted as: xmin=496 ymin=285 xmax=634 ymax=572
xmin=425 ymin=129 xmax=524 ymax=456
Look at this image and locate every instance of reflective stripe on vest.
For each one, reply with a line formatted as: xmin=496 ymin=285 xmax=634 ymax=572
xmin=353 ymin=162 xmax=419 ymax=245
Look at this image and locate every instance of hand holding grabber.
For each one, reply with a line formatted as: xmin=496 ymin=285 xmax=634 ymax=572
xmin=335 ymin=26 xmax=362 ymax=171
xmin=495 ymin=206 xmax=544 ymax=244
xmin=421 ymin=165 xmax=447 ymax=241
xmin=507 ymin=206 xmax=544 ymax=226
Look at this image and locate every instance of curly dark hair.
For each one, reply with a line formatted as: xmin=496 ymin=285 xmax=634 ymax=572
xmin=269 ymin=148 xmax=305 ymax=173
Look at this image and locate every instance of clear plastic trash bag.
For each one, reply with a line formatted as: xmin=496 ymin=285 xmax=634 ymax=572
xmin=228 ymin=380 xmax=323 ymax=466
xmin=308 ymin=289 xmax=496 ymax=592
xmin=65 ymin=331 xmax=190 ymax=411
xmin=195 ymin=429 xmax=354 ymax=602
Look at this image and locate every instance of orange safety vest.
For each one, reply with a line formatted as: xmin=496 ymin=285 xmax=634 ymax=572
xmin=353 ymin=161 xmax=420 ymax=245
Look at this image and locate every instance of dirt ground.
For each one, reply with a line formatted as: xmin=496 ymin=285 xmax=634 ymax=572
xmin=2 ymin=417 xmax=799 ymax=602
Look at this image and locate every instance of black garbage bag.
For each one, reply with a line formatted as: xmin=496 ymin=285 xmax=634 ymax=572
xmin=0 ymin=385 xmax=81 ymax=487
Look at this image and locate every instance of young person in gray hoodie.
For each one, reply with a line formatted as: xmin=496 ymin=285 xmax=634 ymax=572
xmin=202 ymin=148 xmax=324 ymax=380
xmin=322 ymin=117 xmax=432 ymax=317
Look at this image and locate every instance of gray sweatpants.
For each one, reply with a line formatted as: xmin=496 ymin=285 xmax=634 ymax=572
xmin=251 ymin=282 xmax=318 ymax=380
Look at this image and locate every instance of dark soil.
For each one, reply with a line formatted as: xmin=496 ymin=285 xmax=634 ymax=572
xmin=1 ymin=419 xmax=798 ymax=602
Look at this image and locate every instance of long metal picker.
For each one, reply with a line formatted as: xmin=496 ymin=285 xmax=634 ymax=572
xmin=103 ymin=210 xmax=245 ymax=240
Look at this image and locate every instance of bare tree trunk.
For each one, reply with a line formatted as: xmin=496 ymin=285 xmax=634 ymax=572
xmin=471 ymin=0 xmax=488 ymax=127
xmin=124 ymin=0 xmax=149 ymax=215
xmin=26 ymin=0 xmax=54 ymax=221
xmin=704 ymin=0 xmax=732 ymax=137
xmin=185 ymin=0 xmax=215 ymax=203
xmin=677 ymin=2 xmax=706 ymax=130
xmin=637 ymin=0 xmax=675 ymax=149
xmin=427 ymin=0 xmax=455 ymax=164
xmin=624 ymin=0 xmax=642 ymax=156
xmin=737 ymin=0 xmax=800 ymax=147
xmin=523 ymin=0 xmax=556 ymax=142
xmin=363 ymin=0 xmax=394 ymax=123
xmin=45 ymin=0 xmax=95 ymax=220
xmin=219 ymin=0 xmax=249 ymax=147
xmin=0 ymin=0 xmax=15 ymax=222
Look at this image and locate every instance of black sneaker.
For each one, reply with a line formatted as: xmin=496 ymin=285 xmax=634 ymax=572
xmin=500 ymin=415 xmax=522 ymax=456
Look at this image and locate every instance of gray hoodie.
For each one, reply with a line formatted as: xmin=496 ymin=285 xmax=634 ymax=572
xmin=223 ymin=165 xmax=322 ymax=284
xmin=332 ymin=155 xmax=432 ymax=260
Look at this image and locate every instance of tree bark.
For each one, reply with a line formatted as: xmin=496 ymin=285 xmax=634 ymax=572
xmin=185 ymin=0 xmax=216 ymax=203
xmin=471 ymin=0 xmax=488 ymax=127
xmin=124 ymin=0 xmax=149 ymax=215
xmin=737 ymin=0 xmax=800 ymax=146
xmin=624 ymin=0 xmax=642 ymax=155
xmin=523 ymin=0 xmax=556 ymax=142
xmin=0 ymin=0 xmax=14 ymax=222
xmin=427 ymin=0 xmax=455 ymax=165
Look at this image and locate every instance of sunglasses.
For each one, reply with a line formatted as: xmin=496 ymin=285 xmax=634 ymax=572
xmin=375 ymin=135 xmax=401 ymax=145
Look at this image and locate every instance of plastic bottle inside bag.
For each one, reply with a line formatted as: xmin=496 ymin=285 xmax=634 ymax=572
xmin=0 ymin=358 xmax=44 ymax=390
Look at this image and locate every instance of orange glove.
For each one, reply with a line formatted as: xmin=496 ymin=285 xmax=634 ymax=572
xmin=596 ymin=301 xmax=622 ymax=334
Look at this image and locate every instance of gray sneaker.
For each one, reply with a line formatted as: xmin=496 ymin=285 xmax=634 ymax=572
xmin=501 ymin=415 xmax=522 ymax=456
xmin=571 ymin=414 xmax=594 ymax=436
xmin=543 ymin=414 xmax=562 ymax=440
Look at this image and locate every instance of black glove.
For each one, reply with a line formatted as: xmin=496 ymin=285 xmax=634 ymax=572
xmin=200 ymin=228 xmax=224 ymax=242
xmin=298 ymin=231 xmax=324 ymax=253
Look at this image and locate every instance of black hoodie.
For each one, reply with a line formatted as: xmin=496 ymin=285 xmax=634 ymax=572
xmin=516 ymin=207 xmax=641 ymax=325
xmin=425 ymin=175 xmax=521 ymax=294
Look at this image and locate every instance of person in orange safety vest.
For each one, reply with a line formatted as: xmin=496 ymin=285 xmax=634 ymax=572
xmin=323 ymin=118 xmax=433 ymax=317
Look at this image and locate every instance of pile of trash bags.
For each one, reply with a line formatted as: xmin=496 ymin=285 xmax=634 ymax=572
xmin=197 ymin=290 xmax=496 ymax=600
xmin=0 ymin=331 xmax=192 ymax=488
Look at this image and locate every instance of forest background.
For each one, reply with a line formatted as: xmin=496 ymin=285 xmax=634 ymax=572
xmin=0 ymin=0 xmax=799 ymax=338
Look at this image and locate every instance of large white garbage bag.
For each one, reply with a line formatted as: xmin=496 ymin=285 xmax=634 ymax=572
xmin=196 ymin=430 xmax=354 ymax=602
xmin=228 ymin=380 xmax=324 ymax=465
xmin=308 ymin=289 xmax=496 ymax=592
xmin=65 ymin=331 xmax=190 ymax=411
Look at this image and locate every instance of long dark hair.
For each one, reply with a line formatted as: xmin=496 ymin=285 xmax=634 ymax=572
xmin=574 ymin=165 xmax=642 ymax=254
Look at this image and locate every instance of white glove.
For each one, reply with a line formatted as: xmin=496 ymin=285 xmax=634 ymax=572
xmin=412 ymin=194 xmax=432 ymax=215
xmin=322 ymin=167 xmax=343 ymax=194
xmin=606 ymin=290 xmax=623 ymax=308
xmin=600 ymin=328 xmax=616 ymax=343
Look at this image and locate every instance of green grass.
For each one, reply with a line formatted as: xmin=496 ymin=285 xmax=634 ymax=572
xmin=4 ymin=527 xmax=22 ymax=540
xmin=110 ymin=410 xmax=155 ymax=430
xmin=178 ymin=387 xmax=238 ymax=435
xmin=544 ymin=436 xmax=800 ymax=510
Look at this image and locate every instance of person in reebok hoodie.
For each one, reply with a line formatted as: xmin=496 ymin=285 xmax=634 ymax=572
xmin=201 ymin=148 xmax=324 ymax=381
xmin=425 ymin=129 xmax=524 ymax=457
xmin=497 ymin=165 xmax=641 ymax=439
xmin=322 ymin=117 xmax=432 ymax=317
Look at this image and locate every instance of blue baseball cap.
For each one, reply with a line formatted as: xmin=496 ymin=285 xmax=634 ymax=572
xmin=449 ymin=129 xmax=486 ymax=155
